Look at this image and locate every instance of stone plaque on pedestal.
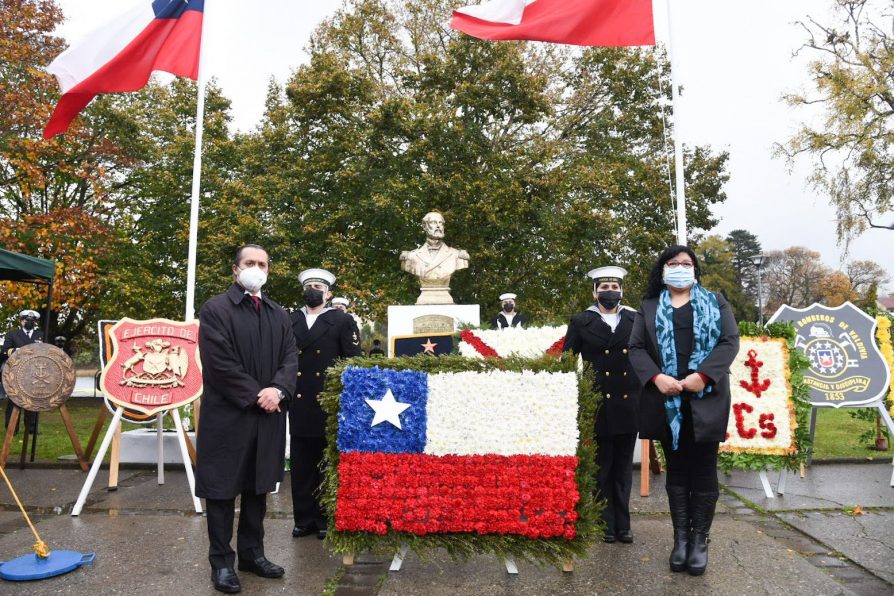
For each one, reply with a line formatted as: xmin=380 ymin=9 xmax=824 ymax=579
xmin=413 ymin=314 xmax=454 ymax=334
xmin=388 ymin=304 xmax=480 ymax=353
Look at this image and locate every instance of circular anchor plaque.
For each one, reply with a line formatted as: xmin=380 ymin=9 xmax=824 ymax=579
xmin=2 ymin=343 xmax=76 ymax=411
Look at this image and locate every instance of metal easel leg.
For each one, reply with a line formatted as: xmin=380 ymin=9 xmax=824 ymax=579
xmin=758 ymin=470 xmax=775 ymax=499
xmin=806 ymin=407 xmax=818 ymax=466
xmin=73 ymin=407 xmax=124 ymax=516
xmin=389 ymin=544 xmax=409 ymax=571
xmin=504 ymin=556 xmax=518 ymax=575
xmin=157 ymin=414 xmax=165 ymax=485
xmin=172 ymin=409 xmax=202 ymax=513
xmin=776 ymin=468 xmax=787 ymax=495
xmin=876 ymin=403 xmax=894 ymax=488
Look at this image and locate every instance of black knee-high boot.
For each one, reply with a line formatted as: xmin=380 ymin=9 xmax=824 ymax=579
xmin=686 ymin=490 xmax=718 ymax=576
xmin=666 ymin=485 xmax=690 ymax=572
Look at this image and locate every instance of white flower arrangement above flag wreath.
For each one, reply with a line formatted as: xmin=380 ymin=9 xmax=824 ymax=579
xmin=459 ymin=325 xmax=567 ymax=359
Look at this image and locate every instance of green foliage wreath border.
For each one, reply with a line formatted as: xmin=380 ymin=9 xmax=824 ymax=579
xmin=318 ymin=354 xmax=602 ymax=568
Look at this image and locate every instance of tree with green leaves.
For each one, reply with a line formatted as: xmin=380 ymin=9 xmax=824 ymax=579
xmin=102 ymin=79 xmax=243 ymax=321
xmin=694 ymin=235 xmax=752 ymax=321
xmin=783 ymin=0 xmax=894 ymax=248
xmin=725 ymin=229 xmax=762 ymax=318
xmin=243 ymin=0 xmax=730 ymax=322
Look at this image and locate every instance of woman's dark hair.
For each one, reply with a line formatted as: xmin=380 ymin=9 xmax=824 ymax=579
xmin=643 ymin=245 xmax=702 ymax=299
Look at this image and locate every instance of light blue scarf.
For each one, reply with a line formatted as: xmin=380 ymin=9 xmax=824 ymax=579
xmin=655 ymin=284 xmax=721 ymax=450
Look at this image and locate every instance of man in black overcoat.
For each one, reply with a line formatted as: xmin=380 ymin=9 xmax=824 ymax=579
xmin=196 ymin=244 xmax=298 ymax=594
xmin=290 ymin=268 xmax=362 ymax=539
xmin=2 ymin=309 xmax=44 ymax=433
xmin=564 ymin=266 xmax=641 ymax=544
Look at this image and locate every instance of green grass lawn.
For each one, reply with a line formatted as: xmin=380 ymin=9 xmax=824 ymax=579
xmin=1 ymin=398 xmax=187 ymax=464
xmin=809 ymin=407 xmax=892 ymax=460
xmin=0 ymin=398 xmax=890 ymax=464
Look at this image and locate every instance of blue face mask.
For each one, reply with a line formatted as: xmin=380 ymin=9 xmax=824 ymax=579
xmin=663 ymin=265 xmax=695 ymax=289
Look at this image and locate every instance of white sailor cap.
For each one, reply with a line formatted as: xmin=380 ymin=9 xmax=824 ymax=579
xmin=499 ymin=293 xmax=517 ymax=301
xmin=587 ymin=266 xmax=628 ymax=284
xmin=299 ymin=268 xmax=336 ymax=287
xmin=19 ymin=309 xmax=40 ymax=320
xmin=331 ymin=297 xmax=350 ymax=307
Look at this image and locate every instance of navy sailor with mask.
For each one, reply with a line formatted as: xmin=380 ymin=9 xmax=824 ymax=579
xmin=3 ymin=309 xmax=44 ymax=434
xmin=289 ymin=268 xmax=362 ymax=540
xmin=564 ymin=266 xmax=642 ymax=544
xmin=490 ymin=292 xmax=530 ymax=330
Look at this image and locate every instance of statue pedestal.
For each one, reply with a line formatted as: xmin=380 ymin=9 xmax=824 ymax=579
xmin=387 ymin=304 xmax=480 ymax=344
xmin=415 ymin=285 xmax=453 ymax=305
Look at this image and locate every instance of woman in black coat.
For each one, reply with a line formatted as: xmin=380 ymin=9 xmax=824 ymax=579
xmin=628 ymin=245 xmax=739 ymax=576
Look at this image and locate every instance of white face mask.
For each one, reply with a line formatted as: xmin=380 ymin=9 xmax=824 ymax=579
xmin=663 ymin=265 xmax=695 ymax=289
xmin=237 ymin=266 xmax=267 ymax=293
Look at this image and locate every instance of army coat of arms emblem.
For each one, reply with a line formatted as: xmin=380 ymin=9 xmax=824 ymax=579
xmin=99 ymin=318 xmax=202 ymax=415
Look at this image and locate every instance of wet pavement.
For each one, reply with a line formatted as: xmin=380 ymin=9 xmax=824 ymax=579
xmin=0 ymin=461 xmax=891 ymax=595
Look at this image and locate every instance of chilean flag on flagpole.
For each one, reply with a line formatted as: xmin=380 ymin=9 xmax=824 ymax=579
xmin=450 ymin=0 xmax=655 ymax=47
xmin=43 ymin=0 xmax=205 ymax=139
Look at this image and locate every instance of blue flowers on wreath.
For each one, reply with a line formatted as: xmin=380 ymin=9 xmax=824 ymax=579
xmin=337 ymin=366 xmax=428 ymax=454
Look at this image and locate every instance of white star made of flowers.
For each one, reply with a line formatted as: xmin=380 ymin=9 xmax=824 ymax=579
xmin=365 ymin=389 xmax=411 ymax=429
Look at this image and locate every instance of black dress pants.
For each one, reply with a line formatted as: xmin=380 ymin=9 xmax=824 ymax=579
xmin=290 ymin=436 xmax=327 ymax=530
xmin=206 ymin=491 xmax=267 ymax=569
xmin=660 ymin=398 xmax=719 ymax=493
xmin=595 ymin=432 xmax=637 ymax=534
xmin=4 ymin=400 xmax=37 ymax=434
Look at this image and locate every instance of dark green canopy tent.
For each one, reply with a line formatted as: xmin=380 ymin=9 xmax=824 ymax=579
xmin=0 ymin=248 xmax=55 ymax=336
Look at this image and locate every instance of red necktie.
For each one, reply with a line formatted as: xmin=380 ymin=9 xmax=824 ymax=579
xmin=251 ymin=296 xmax=260 ymax=311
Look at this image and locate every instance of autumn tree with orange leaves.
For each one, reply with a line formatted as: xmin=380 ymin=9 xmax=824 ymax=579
xmin=0 ymin=1 xmax=244 ymax=348
xmin=1 ymin=1 xmax=149 ymax=343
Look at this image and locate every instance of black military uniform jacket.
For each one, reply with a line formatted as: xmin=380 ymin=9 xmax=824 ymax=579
xmin=2 ymin=328 xmax=44 ymax=362
xmin=564 ymin=307 xmax=640 ymax=437
xmin=290 ymin=308 xmax=363 ymax=437
xmin=489 ymin=312 xmax=530 ymax=329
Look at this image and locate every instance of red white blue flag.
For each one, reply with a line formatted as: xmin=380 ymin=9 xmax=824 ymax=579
xmin=335 ymin=366 xmax=581 ymax=538
xmin=44 ymin=0 xmax=204 ymax=139
xmin=451 ymin=0 xmax=655 ymax=47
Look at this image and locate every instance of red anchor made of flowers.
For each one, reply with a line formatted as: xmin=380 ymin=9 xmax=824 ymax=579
xmin=739 ymin=349 xmax=771 ymax=397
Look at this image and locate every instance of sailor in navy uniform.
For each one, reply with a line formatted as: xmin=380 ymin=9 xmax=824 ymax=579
xmin=489 ymin=293 xmax=530 ymax=330
xmin=289 ymin=269 xmax=362 ymax=540
xmin=2 ymin=309 xmax=44 ymax=433
xmin=331 ymin=296 xmax=362 ymax=339
xmin=564 ymin=266 xmax=641 ymax=544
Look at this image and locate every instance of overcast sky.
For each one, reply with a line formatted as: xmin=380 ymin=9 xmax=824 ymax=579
xmin=54 ymin=0 xmax=894 ymax=286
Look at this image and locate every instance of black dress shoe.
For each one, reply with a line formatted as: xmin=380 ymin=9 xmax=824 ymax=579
xmin=602 ymin=532 xmax=616 ymax=543
xmin=317 ymin=528 xmax=327 ymax=540
xmin=292 ymin=525 xmax=315 ymax=537
xmin=238 ymin=556 xmax=284 ymax=578
xmin=616 ymin=529 xmax=634 ymax=544
xmin=211 ymin=568 xmax=241 ymax=594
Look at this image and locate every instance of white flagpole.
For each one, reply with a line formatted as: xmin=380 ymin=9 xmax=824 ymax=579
xmin=185 ymin=3 xmax=209 ymax=322
xmin=665 ymin=0 xmax=687 ymax=245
